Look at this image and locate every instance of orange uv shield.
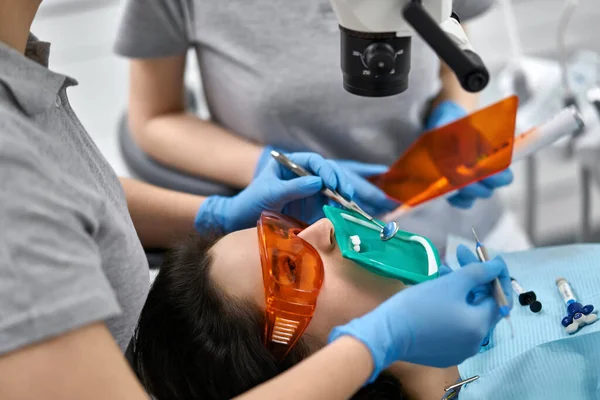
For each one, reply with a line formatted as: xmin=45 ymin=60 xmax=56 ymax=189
xmin=257 ymin=211 xmax=324 ymax=359
xmin=369 ymin=96 xmax=519 ymax=207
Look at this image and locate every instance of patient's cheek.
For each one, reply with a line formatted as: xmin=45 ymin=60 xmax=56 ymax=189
xmin=308 ymin=274 xmax=403 ymax=341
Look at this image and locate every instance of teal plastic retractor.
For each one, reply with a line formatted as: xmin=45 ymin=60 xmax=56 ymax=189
xmin=323 ymin=205 xmax=440 ymax=285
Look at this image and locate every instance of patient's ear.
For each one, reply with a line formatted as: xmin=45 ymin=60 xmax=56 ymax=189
xmin=298 ymin=219 xmax=336 ymax=254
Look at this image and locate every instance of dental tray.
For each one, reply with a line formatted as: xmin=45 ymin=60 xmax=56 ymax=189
xmin=323 ymin=205 xmax=440 ymax=285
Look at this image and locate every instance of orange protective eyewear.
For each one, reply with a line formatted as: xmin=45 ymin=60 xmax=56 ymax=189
xmin=257 ymin=211 xmax=325 ymax=360
xmin=369 ymin=96 xmax=519 ymax=207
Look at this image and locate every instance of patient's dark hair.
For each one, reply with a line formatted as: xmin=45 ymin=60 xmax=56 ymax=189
xmin=131 ymin=232 xmax=404 ymax=400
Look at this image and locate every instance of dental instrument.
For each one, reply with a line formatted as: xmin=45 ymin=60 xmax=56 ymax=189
xmin=270 ymin=150 xmax=399 ymax=241
xmin=444 ymin=375 xmax=479 ymax=397
xmin=329 ymin=0 xmax=489 ymax=97
xmin=458 ymin=246 xmax=600 ymax=399
xmin=340 ymin=212 xmax=438 ymax=277
xmin=511 ymin=277 xmax=542 ymax=313
xmin=556 ymin=277 xmax=598 ymax=334
xmin=324 ymin=206 xmax=440 ymax=284
xmin=472 ymin=227 xmax=514 ymax=338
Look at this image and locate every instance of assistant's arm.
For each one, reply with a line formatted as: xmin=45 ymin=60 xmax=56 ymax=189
xmin=127 ymin=55 xmax=263 ymax=189
xmin=120 ymin=152 xmax=356 ymax=248
xmin=120 ymin=177 xmax=204 ymax=249
xmin=0 ymin=323 xmax=149 ymax=400
xmin=234 ymin=336 xmax=374 ymax=400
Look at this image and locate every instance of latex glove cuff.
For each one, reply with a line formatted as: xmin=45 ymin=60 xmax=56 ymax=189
xmin=328 ymin=318 xmax=406 ymax=384
xmin=195 ymin=195 xmax=229 ymax=233
xmin=424 ymin=100 xmax=468 ymax=131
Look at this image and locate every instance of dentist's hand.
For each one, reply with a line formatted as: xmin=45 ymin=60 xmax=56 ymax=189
xmin=455 ymin=244 xmax=512 ymax=308
xmin=328 ymin=252 xmax=511 ymax=382
xmin=331 ymin=160 xmax=399 ymax=217
xmin=425 ymin=101 xmax=514 ymax=209
xmin=196 ymin=152 xmax=353 ymax=233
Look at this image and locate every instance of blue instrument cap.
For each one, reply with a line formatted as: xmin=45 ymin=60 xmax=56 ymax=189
xmin=499 ymin=305 xmax=511 ymax=318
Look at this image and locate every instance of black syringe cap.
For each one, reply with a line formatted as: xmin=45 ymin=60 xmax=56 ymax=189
xmin=519 ymin=291 xmax=542 ymax=313
xmin=518 ymin=291 xmax=537 ymax=306
xmin=529 ymin=300 xmax=542 ymax=313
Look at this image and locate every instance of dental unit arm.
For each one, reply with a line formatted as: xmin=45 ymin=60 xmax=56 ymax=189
xmin=329 ymin=0 xmax=490 ymax=97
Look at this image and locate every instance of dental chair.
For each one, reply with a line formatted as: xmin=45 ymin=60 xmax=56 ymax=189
xmin=118 ymin=88 xmax=239 ymax=269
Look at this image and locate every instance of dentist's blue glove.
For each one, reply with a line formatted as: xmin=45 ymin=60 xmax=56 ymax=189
xmin=328 ymin=255 xmax=510 ymax=382
xmin=331 ymin=160 xmax=399 ymax=216
xmin=196 ymin=152 xmax=353 ymax=233
xmin=456 ymin=244 xmax=513 ymax=307
xmin=425 ymin=101 xmax=514 ymax=209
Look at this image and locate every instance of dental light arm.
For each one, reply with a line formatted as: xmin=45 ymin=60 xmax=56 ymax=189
xmin=329 ymin=0 xmax=490 ymax=97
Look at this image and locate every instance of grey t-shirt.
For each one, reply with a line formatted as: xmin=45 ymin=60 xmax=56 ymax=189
xmin=114 ymin=0 xmax=502 ymax=249
xmin=0 ymin=36 xmax=149 ymax=355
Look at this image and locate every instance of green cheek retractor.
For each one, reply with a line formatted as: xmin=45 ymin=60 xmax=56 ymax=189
xmin=323 ymin=205 xmax=440 ymax=285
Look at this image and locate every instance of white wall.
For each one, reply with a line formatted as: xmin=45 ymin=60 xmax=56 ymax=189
xmin=33 ymin=0 xmax=130 ymax=177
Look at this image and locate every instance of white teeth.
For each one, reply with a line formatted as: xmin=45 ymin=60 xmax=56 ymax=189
xmin=350 ymin=235 xmax=361 ymax=252
xmin=350 ymin=235 xmax=361 ymax=245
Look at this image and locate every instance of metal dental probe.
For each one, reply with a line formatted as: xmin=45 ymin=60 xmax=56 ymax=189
xmin=472 ymin=227 xmax=514 ymax=338
xmin=270 ymin=150 xmax=399 ymax=240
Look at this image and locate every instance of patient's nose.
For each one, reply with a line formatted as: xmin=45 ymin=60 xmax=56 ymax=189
xmin=298 ymin=218 xmax=336 ymax=253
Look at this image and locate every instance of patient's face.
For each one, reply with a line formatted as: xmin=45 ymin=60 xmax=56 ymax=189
xmin=210 ymin=218 xmax=406 ymax=343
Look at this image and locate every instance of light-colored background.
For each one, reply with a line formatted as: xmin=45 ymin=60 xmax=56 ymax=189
xmin=32 ymin=0 xmax=600 ymax=246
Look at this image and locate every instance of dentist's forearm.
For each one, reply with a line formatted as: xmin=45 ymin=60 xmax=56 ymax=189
xmin=234 ymin=336 xmax=373 ymax=400
xmin=119 ymin=178 xmax=205 ymax=249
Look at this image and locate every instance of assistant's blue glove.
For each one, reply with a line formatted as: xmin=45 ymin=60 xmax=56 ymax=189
xmin=424 ymin=100 xmax=469 ymax=132
xmin=328 ymin=254 xmax=511 ymax=382
xmin=196 ymin=152 xmax=353 ymax=233
xmin=255 ymin=147 xmax=398 ymax=217
xmin=425 ymin=100 xmax=514 ymax=209
xmin=332 ymin=160 xmax=399 ymax=216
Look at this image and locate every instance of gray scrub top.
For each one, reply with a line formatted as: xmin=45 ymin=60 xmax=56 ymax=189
xmin=0 ymin=36 xmax=149 ymax=355
xmin=115 ymin=0 xmax=502 ymax=249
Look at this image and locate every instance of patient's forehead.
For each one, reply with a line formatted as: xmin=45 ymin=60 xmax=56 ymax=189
xmin=209 ymin=227 xmax=265 ymax=307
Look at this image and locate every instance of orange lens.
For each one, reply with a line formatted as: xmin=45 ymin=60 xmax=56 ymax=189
xmin=257 ymin=211 xmax=324 ymax=359
xmin=369 ymin=96 xmax=519 ymax=207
